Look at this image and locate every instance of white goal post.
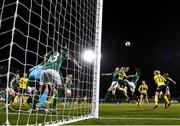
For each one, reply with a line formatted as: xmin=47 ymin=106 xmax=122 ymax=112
xmin=0 ymin=0 xmax=103 ymax=125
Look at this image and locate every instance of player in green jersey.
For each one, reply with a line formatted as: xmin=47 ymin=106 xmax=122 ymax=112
xmin=39 ymin=42 xmax=81 ymax=112
xmin=63 ymin=74 xmax=73 ymax=104
xmin=125 ymin=68 xmax=141 ymax=96
xmin=101 ymin=67 xmax=120 ymax=102
xmin=64 ymin=74 xmax=73 ymax=97
xmin=161 ymin=73 xmax=176 ymax=100
xmin=10 ymin=73 xmax=20 ymax=92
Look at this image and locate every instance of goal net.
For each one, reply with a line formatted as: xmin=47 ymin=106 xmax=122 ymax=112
xmin=0 ymin=0 xmax=103 ymax=125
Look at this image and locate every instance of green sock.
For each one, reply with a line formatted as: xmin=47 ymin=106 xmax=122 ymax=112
xmin=105 ymin=91 xmax=110 ymax=98
xmin=32 ymin=92 xmax=39 ymax=109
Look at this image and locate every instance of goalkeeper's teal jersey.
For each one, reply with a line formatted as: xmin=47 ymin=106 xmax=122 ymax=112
xmin=44 ymin=50 xmax=69 ymax=72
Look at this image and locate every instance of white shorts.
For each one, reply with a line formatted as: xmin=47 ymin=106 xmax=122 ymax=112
xmin=111 ymin=81 xmax=118 ymax=89
xmin=166 ymin=87 xmax=170 ymax=95
xmin=27 ymin=86 xmax=35 ymax=93
xmin=66 ymin=88 xmax=72 ymax=94
xmin=126 ymin=80 xmax=136 ymax=93
xmin=160 ymin=87 xmax=170 ymax=95
xmin=40 ymin=69 xmax=62 ymax=86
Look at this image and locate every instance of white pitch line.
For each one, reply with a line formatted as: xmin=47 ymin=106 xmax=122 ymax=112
xmin=99 ymin=117 xmax=180 ymax=121
xmin=8 ymin=112 xmax=74 ymax=118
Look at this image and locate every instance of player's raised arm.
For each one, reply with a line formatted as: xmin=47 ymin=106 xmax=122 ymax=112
xmin=101 ymin=73 xmax=112 ymax=76
xmin=68 ymin=53 xmax=82 ymax=69
xmin=168 ymin=77 xmax=176 ymax=84
xmin=126 ymin=74 xmax=135 ymax=78
xmin=40 ymin=53 xmax=49 ymax=65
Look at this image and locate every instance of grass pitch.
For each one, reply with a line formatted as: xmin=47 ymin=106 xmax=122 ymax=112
xmin=69 ymin=103 xmax=180 ymax=125
xmin=1 ymin=103 xmax=180 ymax=125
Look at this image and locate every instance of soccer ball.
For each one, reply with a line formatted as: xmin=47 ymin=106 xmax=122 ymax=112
xmin=125 ymin=41 xmax=131 ymax=46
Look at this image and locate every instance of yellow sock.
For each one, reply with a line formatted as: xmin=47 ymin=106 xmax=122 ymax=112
xmin=167 ymin=95 xmax=170 ymax=100
xmin=146 ymin=97 xmax=149 ymax=105
xmin=23 ymin=96 xmax=27 ymax=104
xmin=13 ymin=95 xmax=18 ymax=103
xmin=124 ymin=92 xmax=129 ymax=98
xmin=164 ymin=95 xmax=169 ymax=104
xmin=154 ymin=95 xmax=158 ymax=105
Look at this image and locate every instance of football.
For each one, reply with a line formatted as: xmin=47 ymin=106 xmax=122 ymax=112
xmin=125 ymin=41 xmax=131 ymax=46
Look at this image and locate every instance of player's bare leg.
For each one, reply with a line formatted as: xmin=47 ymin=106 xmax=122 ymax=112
xmin=166 ymin=93 xmax=170 ymax=100
xmin=139 ymin=95 xmax=144 ymax=106
xmin=163 ymin=94 xmax=171 ymax=109
xmin=145 ymin=95 xmax=149 ymax=107
xmin=117 ymin=86 xmax=129 ymax=102
xmin=153 ymin=92 xmax=159 ymax=109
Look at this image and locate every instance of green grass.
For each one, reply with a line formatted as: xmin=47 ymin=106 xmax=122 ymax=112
xmin=1 ymin=103 xmax=180 ymax=125
xmin=0 ymin=102 xmax=92 ymax=125
xmin=69 ymin=103 xmax=180 ymax=125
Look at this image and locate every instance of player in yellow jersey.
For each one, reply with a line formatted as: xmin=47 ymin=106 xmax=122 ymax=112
xmin=153 ymin=70 xmax=171 ymax=109
xmin=117 ymin=67 xmax=129 ymax=102
xmin=14 ymin=73 xmax=28 ymax=104
xmin=138 ymin=80 xmax=149 ymax=106
xmin=18 ymin=73 xmax=28 ymax=93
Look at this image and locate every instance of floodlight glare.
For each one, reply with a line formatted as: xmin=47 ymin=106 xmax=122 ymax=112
xmin=83 ymin=50 xmax=95 ymax=62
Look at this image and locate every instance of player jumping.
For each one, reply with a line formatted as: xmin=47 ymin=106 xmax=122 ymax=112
xmin=162 ymin=73 xmax=176 ymax=100
xmin=116 ymin=67 xmax=129 ymax=102
xmin=153 ymin=70 xmax=171 ymax=109
xmin=101 ymin=67 xmax=120 ymax=102
xmin=125 ymin=68 xmax=141 ymax=96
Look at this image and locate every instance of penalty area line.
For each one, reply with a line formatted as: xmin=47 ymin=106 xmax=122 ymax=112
xmin=99 ymin=117 xmax=180 ymax=121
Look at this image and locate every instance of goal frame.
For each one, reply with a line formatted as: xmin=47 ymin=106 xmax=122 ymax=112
xmin=4 ymin=0 xmax=103 ymax=125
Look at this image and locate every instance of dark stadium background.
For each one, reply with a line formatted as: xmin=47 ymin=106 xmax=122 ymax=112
xmin=0 ymin=1 xmax=180 ymax=100
xmin=100 ymin=2 xmax=180 ymax=99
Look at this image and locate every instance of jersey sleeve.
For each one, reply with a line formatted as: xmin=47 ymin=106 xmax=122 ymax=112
xmin=47 ymin=51 xmax=52 ymax=57
xmin=154 ymin=76 xmax=158 ymax=84
xmin=138 ymin=85 xmax=142 ymax=91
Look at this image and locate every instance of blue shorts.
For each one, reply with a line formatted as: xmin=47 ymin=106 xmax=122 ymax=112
xmin=156 ymin=85 xmax=167 ymax=94
xmin=118 ymin=80 xmax=125 ymax=87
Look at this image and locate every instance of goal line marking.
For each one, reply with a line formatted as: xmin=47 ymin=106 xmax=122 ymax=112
xmin=99 ymin=117 xmax=180 ymax=121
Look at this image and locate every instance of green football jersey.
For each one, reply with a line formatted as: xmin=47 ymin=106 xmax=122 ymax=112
xmin=164 ymin=78 xmax=170 ymax=86
xmin=12 ymin=78 xmax=19 ymax=89
xmin=112 ymin=72 xmax=119 ymax=81
xmin=130 ymin=72 xmax=140 ymax=86
xmin=44 ymin=50 xmax=69 ymax=71
xmin=65 ymin=77 xmax=73 ymax=89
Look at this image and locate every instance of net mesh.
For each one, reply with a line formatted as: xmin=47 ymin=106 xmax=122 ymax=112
xmin=0 ymin=0 xmax=101 ymax=125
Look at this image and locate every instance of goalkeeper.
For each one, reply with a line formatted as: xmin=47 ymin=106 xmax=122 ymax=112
xmin=28 ymin=54 xmax=48 ymax=109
